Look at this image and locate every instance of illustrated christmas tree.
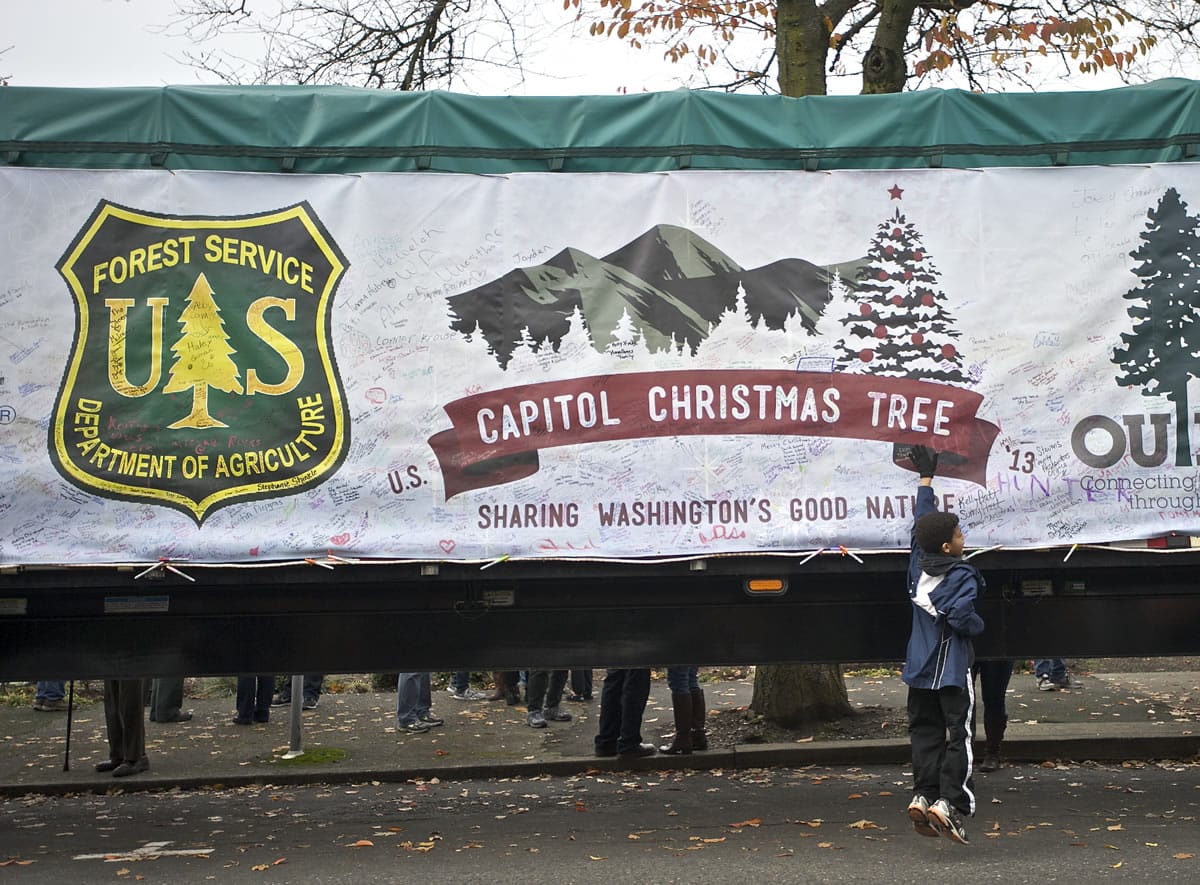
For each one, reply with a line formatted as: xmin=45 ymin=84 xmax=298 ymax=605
xmin=1112 ymin=186 xmax=1200 ymax=467
xmin=835 ymin=199 xmax=969 ymax=386
xmin=604 ymin=307 xmax=638 ymax=360
xmin=163 ymin=272 xmax=244 ymax=429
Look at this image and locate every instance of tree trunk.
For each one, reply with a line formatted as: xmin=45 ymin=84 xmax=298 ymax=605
xmin=750 ymin=663 xmax=852 ymax=727
xmin=775 ymin=0 xmax=830 ymax=98
xmin=862 ymin=0 xmax=919 ymax=94
xmin=758 ymin=1 xmax=892 ymax=732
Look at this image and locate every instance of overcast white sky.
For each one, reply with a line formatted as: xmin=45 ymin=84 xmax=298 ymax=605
xmin=3 ymin=0 xmax=1184 ymax=94
xmin=3 ymin=0 xmax=698 ymax=94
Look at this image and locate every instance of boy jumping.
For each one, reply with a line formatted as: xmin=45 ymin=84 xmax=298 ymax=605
xmin=903 ymin=446 xmax=985 ymax=845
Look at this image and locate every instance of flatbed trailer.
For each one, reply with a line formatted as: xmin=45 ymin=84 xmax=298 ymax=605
xmin=4 ymin=82 xmax=1200 ymax=677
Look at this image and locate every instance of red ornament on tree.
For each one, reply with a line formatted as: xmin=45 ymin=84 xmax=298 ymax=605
xmin=941 ymin=343 xmax=956 ymax=359
xmin=878 ymin=270 xmax=889 ymax=281
xmin=903 ymin=270 xmax=913 ymax=281
xmin=913 ymin=250 xmax=923 ymax=261
xmin=921 ymin=293 xmax=934 ymax=307
xmin=912 ymin=332 xmax=925 ymax=345
xmin=885 ymin=245 xmax=894 ymax=257
xmin=892 ymin=295 xmax=903 ymax=306
xmin=874 ymin=325 xmax=887 ymax=338
xmin=892 ymin=227 xmax=902 ymax=238
xmin=859 ymin=349 xmax=874 ymax=362
xmin=859 ymin=302 xmax=872 ymax=316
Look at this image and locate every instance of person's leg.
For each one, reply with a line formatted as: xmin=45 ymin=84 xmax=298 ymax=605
xmin=1049 ymin=659 xmax=1068 ymax=685
xmin=151 ymin=677 xmax=186 ymax=721
xmin=417 ymin=672 xmax=434 ymax=716
xmin=235 ymin=677 xmax=256 ymax=723
xmin=451 ymin=671 xmax=469 ymax=694
xmin=661 ymin=667 xmax=694 ymax=754
xmin=396 ymin=673 xmax=421 ymax=724
xmin=34 ymin=680 xmax=67 ymax=711
xmin=113 ymin=679 xmax=148 ymax=775
xmin=906 ymin=687 xmax=944 ymax=802
xmin=545 ymin=670 xmax=568 ymax=707
xmin=526 ymin=670 xmax=549 ymax=726
xmin=617 ymin=667 xmax=652 ymax=754
xmin=273 ymin=676 xmax=292 ymax=705
xmin=977 ymin=660 xmax=1012 ymax=771
xmin=303 ymin=675 xmax=324 ymax=707
xmin=594 ymin=669 xmax=625 ymax=754
xmin=569 ymin=670 xmax=586 ymax=699
xmin=37 ymin=681 xmax=66 ymax=701
xmin=543 ymin=670 xmax=572 ymax=721
xmin=254 ymin=676 xmax=274 ymax=721
xmin=937 ymin=684 xmax=976 ymax=816
xmin=101 ymin=679 xmax=124 ymax=766
xmin=526 ymin=671 xmax=549 ymax=711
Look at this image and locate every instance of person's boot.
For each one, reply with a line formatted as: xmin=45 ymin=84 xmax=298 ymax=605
xmin=690 ymin=687 xmax=708 ymax=751
xmin=978 ymin=711 xmax=1007 ymax=772
xmin=658 ymin=692 xmax=694 ymax=754
xmin=487 ymin=672 xmax=506 ymax=701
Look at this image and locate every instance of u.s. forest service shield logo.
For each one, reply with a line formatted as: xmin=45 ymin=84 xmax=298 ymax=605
xmin=50 ymin=201 xmax=349 ymax=525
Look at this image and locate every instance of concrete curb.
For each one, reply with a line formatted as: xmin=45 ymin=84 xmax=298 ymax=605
xmin=5 ymin=735 xmax=1197 ymax=798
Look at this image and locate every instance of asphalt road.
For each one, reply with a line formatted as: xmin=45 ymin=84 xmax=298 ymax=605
xmin=4 ymin=760 xmax=1199 ymax=883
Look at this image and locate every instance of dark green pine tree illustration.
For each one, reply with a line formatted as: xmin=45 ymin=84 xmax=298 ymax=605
xmin=835 ymin=205 xmax=969 ymax=384
xmin=1112 ymin=187 xmax=1200 ymax=467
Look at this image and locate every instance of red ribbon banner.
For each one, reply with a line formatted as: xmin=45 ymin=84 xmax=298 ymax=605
xmin=428 ymin=370 xmax=998 ymax=498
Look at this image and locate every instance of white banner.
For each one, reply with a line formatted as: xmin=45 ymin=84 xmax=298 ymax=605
xmin=2 ymin=164 xmax=1199 ymax=564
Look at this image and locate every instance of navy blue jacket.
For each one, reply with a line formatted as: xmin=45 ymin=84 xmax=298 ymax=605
xmin=901 ymin=485 xmax=985 ymax=690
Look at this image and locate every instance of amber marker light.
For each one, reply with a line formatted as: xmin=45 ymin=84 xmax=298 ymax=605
xmin=744 ymin=578 xmax=787 ymax=596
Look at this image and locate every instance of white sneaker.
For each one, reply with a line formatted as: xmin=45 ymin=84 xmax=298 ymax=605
xmin=1037 ymin=676 xmax=1058 ymax=691
xmin=907 ymin=795 xmax=938 ymax=838
xmin=926 ymin=798 xmax=969 ymax=845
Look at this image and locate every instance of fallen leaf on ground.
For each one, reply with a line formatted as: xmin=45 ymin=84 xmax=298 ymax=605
xmin=848 ymin=820 xmax=878 ymax=830
xmin=347 ymin=839 xmax=374 ymax=848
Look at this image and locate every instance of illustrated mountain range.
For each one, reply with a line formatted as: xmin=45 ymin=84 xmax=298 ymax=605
xmin=447 ymin=224 xmax=866 ymax=368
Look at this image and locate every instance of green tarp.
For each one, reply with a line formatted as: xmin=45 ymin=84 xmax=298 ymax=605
xmin=2 ymin=79 xmax=1200 ymax=173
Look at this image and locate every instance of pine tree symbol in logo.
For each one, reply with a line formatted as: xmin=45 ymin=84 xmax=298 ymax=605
xmin=1112 ymin=187 xmax=1200 ymax=467
xmin=162 ymin=272 xmax=244 ymax=429
xmin=834 ymin=188 xmax=969 ymax=385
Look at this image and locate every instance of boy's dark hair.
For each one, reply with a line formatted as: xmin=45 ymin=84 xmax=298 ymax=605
xmin=915 ymin=511 xmax=960 ymax=554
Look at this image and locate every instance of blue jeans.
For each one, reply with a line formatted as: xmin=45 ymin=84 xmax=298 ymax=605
xmin=396 ymin=672 xmax=432 ymax=724
xmin=35 ymin=681 xmax=65 ymax=702
xmin=1034 ymin=659 xmax=1067 ymax=684
xmin=450 ymin=671 xmax=470 ymax=692
xmin=666 ymin=666 xmax=699 ymax=693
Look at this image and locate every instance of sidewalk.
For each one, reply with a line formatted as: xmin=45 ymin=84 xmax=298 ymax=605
xmin=2 ymin=670 xmax=1198 ymax=796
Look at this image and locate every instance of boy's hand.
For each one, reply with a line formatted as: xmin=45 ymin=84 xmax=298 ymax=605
xmin=910 ymin=445 xmax=939 ymax=479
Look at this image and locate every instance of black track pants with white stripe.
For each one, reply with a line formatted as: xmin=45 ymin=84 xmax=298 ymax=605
xmin=907 ymin=682 xmax=976 ymax=816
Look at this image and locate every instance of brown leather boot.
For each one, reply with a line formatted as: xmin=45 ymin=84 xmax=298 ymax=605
xmin=486 ymin=672 xmax=506 ymax=701
xmin=690 ymin=687 xmax=708 ymax=751
xmin=659 ymin=692 xmax=694 ymax=754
